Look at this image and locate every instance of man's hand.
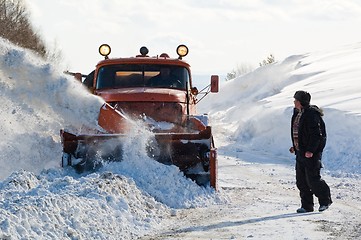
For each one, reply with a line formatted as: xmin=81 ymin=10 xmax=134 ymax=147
xmin=305 ymin=151 xmax=313 ymax=158
xmin=289 ymin=147 xmax=295 ymax=153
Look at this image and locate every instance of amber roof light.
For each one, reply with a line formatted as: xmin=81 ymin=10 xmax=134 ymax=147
xmin=99 ymin=44 xmax=111 ymax=59
xmin=176 ymin=45 xmax=188 ymax=59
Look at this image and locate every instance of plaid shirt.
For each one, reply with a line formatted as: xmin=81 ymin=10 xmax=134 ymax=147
xmin=292 ymin=109 xmax=303 ymax=151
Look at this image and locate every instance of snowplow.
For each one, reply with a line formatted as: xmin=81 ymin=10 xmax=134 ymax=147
xmin=61 ymin=44 xmax=219 ymax=189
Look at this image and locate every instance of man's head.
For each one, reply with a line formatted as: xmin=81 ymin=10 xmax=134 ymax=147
xmin=294 ymin=90 xmax=311 ymax=107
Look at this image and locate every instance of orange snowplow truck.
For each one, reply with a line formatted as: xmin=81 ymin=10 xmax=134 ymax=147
xmin=61 ymin=44 xmax=219 ymax=189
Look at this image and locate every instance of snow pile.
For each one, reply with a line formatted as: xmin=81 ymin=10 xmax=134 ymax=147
xmin=200 ymin=42 xmax=361 ymax=176
xmin=0 ymin=169 xmax=169 ymax=239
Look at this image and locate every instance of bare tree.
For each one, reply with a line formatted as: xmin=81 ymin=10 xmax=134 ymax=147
xmin=225 ymin=63 xmax=255 ymax=81
xmin=259 ymin=54 xmax=275 ymax=67
xmin=0 ymin=0 xmax=47 ymax=57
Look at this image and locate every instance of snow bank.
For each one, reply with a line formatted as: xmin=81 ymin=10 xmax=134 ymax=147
xmin=200 ymin=42 xmax=361 ymax=176
xmin=0 ymin=169 xmax=168 ymax=239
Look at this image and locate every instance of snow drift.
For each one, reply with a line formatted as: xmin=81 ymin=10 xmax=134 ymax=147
xmin=200 ymin=42 xmax=361 ymax=176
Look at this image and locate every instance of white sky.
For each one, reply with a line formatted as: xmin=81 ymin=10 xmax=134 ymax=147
xmin=26 ymin=0 xmax=361 ymax=75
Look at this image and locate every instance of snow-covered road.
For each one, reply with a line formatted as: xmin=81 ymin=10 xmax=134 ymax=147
xmin=140 ymin=149 xmax=361 ymax=239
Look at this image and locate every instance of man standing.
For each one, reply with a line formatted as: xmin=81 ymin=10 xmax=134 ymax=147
xmin=290 ymin=90 xmax=332 ymax=213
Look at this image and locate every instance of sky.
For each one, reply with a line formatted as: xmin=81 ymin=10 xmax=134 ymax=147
xmin=1 ymin=33 xmax=361 ymax=238
xmin=26 ymin=0 xmax=361 ymax=76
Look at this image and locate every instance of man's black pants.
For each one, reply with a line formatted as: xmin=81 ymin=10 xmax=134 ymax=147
xmin=295 ymin=153 xmax=332 ymax=210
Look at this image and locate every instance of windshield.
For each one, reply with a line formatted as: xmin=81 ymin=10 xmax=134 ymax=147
xmin=96 ymin=64 xmax=189 ymax=90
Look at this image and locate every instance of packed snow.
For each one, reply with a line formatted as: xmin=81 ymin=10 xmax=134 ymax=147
xmin=0 ymin=37 xmax=361 ymax=239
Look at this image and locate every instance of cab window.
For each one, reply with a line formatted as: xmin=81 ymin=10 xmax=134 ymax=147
xmin=96 ymin=64 xmax=189 ymax=90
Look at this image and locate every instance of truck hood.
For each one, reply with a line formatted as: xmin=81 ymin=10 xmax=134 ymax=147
xmin=95 ymin=87 xmax=187 ymax=103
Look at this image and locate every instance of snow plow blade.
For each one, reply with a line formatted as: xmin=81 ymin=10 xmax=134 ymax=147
xmin=60 ymin=104 xmax=217 ymax=189
xmin=60 ymin=129 xmax=217 ymax=188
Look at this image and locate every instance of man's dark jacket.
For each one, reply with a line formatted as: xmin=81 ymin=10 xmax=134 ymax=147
xmin=291 ymin=105 xmax=326 ymax=157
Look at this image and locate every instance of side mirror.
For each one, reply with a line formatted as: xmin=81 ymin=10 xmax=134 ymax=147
xmin=194 ymin=75 xmax=219 ymax=104
xmin=210 ymin=75 xmax=219 ymax=93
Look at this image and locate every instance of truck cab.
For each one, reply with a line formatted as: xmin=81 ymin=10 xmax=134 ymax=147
xmin=83 ymin=44 xmax=218 ymax=127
